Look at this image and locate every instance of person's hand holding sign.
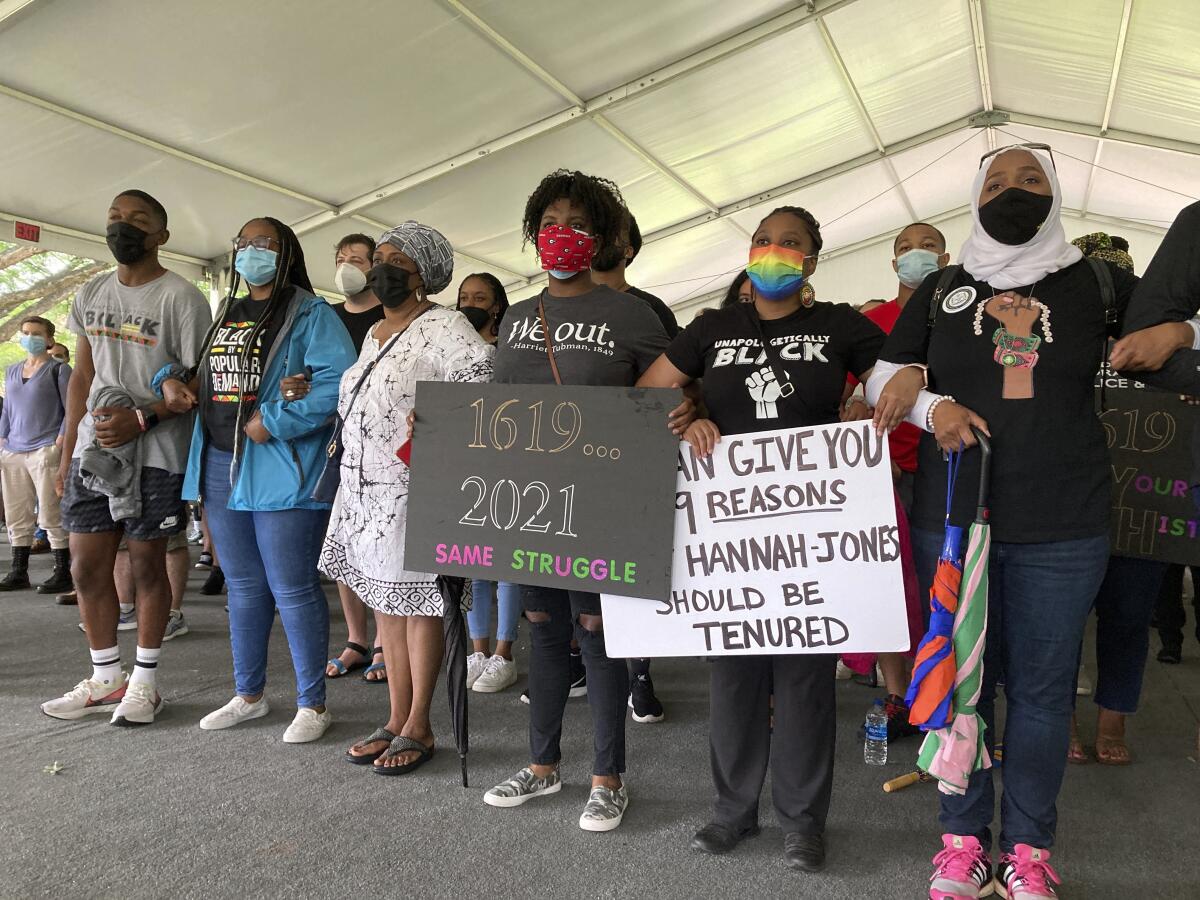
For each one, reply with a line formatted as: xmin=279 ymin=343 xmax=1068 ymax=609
xmin=667 ymin=384 xmax=697 ymax=436
xmin=1109 ymin=322 xmax=1195 ymax=372
xmin=684 ymin=418 xmax=721 ymax=457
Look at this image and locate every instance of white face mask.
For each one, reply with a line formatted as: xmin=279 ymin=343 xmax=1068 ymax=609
xmin=333 ymin=262 xmax=368 ymax=296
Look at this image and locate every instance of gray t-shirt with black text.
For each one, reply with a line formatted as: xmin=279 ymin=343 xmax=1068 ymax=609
xmin=68 ymin=269 xmax=212 ymax=474
xmin=494 ymin=286 xmax=668 ymax=386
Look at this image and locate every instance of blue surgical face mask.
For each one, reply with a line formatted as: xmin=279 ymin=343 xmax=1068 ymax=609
xmin=895 ymin=248 xmax=941 ymax=289
xmin=235 ymin=246 xmax=279 ymax=286
xmin=19 ymin=334 xmax=47 ymax=356
xmin=547 ymin=269 xmax=577 ymax=281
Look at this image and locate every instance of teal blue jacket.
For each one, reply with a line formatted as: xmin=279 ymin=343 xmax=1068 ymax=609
xmin=182 ymin=288 xmax=356 ymax=510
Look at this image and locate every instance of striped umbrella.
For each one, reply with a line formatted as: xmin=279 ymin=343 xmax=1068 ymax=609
xmin=917 ymin=430 xmax=993 ymax=796
xmin=905 ymin=452 xmax=966 ymax=731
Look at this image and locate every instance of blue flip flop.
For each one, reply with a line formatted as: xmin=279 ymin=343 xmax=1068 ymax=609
xmin=326 ymin=642 xmax=370 ymax=679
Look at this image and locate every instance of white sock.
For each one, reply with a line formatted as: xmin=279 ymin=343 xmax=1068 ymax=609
xmin=119 ymin=603 xmax=134 ymax=615
xmin=128 ymin=646 xmax=161 ymax=689
xmin=90 ymin=645 xmax=122 ymax=688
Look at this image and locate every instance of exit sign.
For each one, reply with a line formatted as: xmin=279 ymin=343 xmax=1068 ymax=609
xmin=14 ymin=221 xmax=40 ymax=242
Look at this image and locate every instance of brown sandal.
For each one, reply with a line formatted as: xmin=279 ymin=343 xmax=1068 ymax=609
xmin=1095 ymin=735 xmax=1132 ymax=766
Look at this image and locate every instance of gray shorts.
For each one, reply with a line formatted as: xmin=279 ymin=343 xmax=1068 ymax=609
xmin=61 ymin=461 xmax=186 ymax=543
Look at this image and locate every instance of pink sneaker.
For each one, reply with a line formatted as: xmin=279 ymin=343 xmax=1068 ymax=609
xmin=930 ymin=834 xmax=995 ymax=899
xmin=995 ymin=845 xmax=1060 ymax=899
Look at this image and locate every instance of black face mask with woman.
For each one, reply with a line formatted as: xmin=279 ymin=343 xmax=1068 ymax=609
xmin=865 ymin=145 xmax=1140 ymax=898
xmin=325 ymin=222 xmax=495 ymax=776
xmin=637 ymin=206 xmax=886 ymax=872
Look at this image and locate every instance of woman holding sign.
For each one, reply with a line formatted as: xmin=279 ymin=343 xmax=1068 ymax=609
xmin=483 ymin=170 xmax=684 ymax=832
xmin=866 ymin=145 xmax=1137 ymax=900
xmin=322 ymin=223 xmax=493 ymax=774
xmin=638 ymin=205 xmax=885 ymax=872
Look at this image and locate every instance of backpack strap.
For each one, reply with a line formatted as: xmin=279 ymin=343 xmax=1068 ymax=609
xmin=1085 ymin=256 xmax=1118 ymax=331
xmin=1086 ymin=256 xmax=1118 ymax=415
xmin=927 ymin=265 xmax=965 ymax=330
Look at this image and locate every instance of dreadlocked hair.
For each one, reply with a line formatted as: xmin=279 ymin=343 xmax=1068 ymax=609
xmin=195 ymin=216 xmax=315 ymax=463
xmin=521 ymin=169 xmax=626 ymax=257
xmin=760 ymin=206 xmax=823 ymax=255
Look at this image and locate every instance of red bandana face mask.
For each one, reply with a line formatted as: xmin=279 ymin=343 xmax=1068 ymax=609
xmin=537 ymin=224 xmax=595 ymax=278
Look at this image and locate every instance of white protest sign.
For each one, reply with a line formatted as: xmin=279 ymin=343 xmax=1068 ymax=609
xmin=602 ymin=421 xmax=909 ymax=657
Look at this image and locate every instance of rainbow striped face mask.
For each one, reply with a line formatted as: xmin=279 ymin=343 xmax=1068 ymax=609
xmin=746 ymin=244 xmax=808 ymax=301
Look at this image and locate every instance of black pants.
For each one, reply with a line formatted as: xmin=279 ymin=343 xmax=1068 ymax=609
xmin=522 ymin=585 xmax=628 ymax=776
xmin=1155 ymin=564 xmax=1200 ymax=649
xmin=709 ymin=654 xmax=836 ymax=835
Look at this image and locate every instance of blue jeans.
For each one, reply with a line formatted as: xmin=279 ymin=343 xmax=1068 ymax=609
xmin=204 ymin=448 xmax=330 ymax=709
xmin=911 ymin=528 xmax=1109 ymax=852
xmin=1084 ymin=556 xmax=1166 ymax=714
xmin=467 ymin=580 xmax=521 ymax=643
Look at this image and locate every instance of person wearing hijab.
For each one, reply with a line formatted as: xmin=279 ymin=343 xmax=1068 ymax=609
xmin=325 ymin=223 xmax=493 ymax=775
xmin=160 ymin=216 xmax=357 ymax=743
xmin=865 ymin=145 xmax=1138 ymax=900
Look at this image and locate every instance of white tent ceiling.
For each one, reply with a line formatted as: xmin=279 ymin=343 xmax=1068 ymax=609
xmin=1 ymin=0 xmax=1198 ymax=319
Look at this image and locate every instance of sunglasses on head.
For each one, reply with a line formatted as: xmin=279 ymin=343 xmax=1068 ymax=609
xmin=979 ymin=142 xmax=1056 ymax=171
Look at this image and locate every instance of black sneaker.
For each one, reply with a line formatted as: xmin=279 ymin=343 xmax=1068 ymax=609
xmin=568 ymin=652 xmax=587 ymax=698
xmin=195 ymin=551 xmax=213 ymax=570
xmin=628 ymin=673 xmax=664 ymax=723
xmin=1157 ymin=644 xmax=1182 ymax=664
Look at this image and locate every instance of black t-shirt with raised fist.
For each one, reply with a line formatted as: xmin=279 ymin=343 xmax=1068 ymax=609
xmin=666 ymin=301 xmax=884 ymax=436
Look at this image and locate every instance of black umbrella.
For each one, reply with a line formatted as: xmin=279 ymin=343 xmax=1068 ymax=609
xmin=439 ymin=576 xmax=470 ymax=787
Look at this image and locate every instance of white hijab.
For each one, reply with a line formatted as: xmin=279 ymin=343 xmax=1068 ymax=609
xmin=957 ymin=146 xmax=1082 ymax=290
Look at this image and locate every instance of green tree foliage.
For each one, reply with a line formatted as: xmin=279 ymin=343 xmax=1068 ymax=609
xmin=0 ymin=241 xmax=210 ymax=388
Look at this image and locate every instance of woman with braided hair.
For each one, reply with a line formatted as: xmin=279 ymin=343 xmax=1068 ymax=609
xmin=159 ymin=216 xmax=356 ymax=743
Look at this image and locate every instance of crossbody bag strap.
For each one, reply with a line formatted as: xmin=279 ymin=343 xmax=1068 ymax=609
xmin=741 ymin=303 xmax=796 ymax=399
xmin=342 ymin=331 xmax=404 ymax=421
xmin=537 ymin=293 xmax=563 ymax=386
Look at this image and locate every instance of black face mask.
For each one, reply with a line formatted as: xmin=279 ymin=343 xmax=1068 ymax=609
xmin=106 ymin=221 xmax=152 ymax=265
xmin=371 ymin=263 xmax=417 ymax=308
xmin=977 ymin=187 xmax=1054 ymax=246
xmin=459 ymin=305 xmax=491 ymax=331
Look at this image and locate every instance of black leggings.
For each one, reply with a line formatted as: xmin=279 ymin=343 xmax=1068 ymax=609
xmin=522 ymin=586 xmax=628 ymax=776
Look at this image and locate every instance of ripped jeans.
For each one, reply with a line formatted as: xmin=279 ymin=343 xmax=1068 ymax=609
xmin=521 ymin=586 xmax=628 ymax=776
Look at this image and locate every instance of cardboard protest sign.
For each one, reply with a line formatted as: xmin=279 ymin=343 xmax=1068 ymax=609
xmin=404 ymin=382 xmax=680 ymax=599
xmin=1101 ymin=365 xmax=1200 ymax=565
xmin=602 ymin=421 xmax=910 ymax=657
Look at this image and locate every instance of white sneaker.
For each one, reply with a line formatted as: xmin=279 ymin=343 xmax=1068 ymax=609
xmin=110 ymin=681 xmax=163 ymax=727
xmin=473 ymin=655 xmax=518 ymax=693
xmin=200 ymin=696 xmax=270 ymax=731
xmin=282 ymin=707 xmax=332 ymax=743
xmin=835 ymin=659 xmax=853 ymax=680
xmin=466 ymin=651 xmax=489 ymax=689
xmin=41 ymin=674 xmax=127 ymax=720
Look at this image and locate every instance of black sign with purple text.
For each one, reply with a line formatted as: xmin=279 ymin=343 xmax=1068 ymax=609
xmin=1102 ymin=364 xmax=1200 ymax=565
xmin=404 ymin=382 xmax=681 ymax=599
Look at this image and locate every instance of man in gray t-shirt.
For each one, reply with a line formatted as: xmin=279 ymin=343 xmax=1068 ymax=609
xmin=43 ymin=189 xmax=211 ymax=730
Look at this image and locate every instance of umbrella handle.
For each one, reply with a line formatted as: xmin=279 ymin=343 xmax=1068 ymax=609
xmin=971 ymin=426 xmax=991 ymax=518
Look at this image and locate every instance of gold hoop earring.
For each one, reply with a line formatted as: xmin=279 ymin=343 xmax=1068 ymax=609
xmin=800 ymin=282 xmax=816 ymax=308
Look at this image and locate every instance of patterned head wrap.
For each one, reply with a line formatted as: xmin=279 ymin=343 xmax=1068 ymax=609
xmin=1071 ymin=231 xmax=1134 ymax=273
xmin=377 ymin=221 xmax=455 ymax=295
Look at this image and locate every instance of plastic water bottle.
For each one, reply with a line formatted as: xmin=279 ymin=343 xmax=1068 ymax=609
xmin=864 ymin=699 xmax=888 ymax=766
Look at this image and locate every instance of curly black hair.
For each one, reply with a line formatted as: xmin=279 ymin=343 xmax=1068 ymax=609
xmin=521 ymin=169 xmax=627 ymax=258
xmin=757 ymin=205 xmax=823 ymax=254
xmin=627 ymin=214 xmax=643 ymax=264
xmin=721 ymin=270 xmax=750 ymax=307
